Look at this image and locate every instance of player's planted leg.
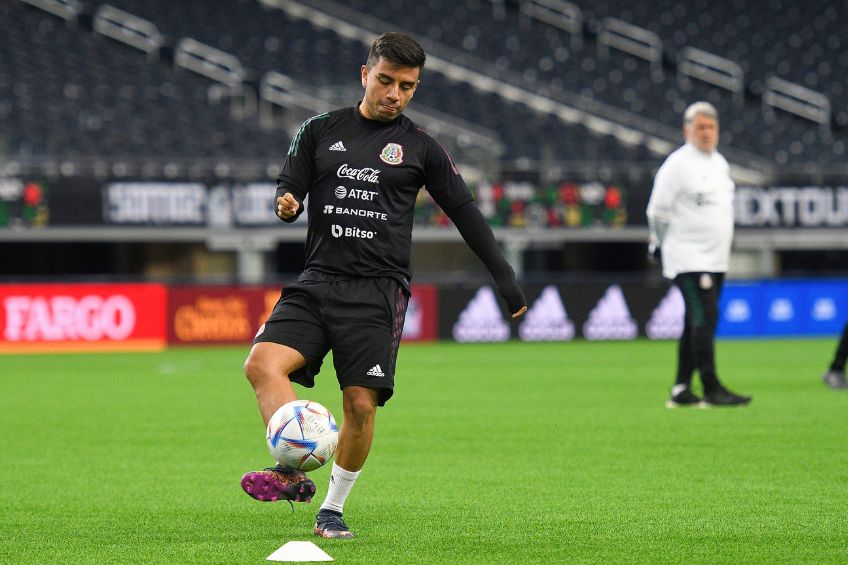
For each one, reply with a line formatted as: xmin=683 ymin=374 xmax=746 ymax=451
xmin=314 ymin=386 xmax=377 ymax=539
xmin=314 ymin=509 xmax=354 ymax=539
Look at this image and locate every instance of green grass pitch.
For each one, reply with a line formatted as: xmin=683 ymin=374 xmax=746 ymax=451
xmin=1 ymin=339 xmax=847 ymax=564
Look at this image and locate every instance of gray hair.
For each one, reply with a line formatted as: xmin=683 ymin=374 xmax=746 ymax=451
xmin=683 ymin=101 xmax=718 ymax=126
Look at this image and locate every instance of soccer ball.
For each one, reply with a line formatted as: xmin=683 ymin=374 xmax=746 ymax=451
xmin=266 ymin=400 xmax=339 ymax=472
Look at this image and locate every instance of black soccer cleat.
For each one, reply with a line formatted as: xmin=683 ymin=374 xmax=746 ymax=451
xmin=665 ymin=386 xmax=703 ymax=408
xmin=241 ymin=465 xmax=316 ymax=503
xmin=702 ymin=384 xmax=752 ymax=407
xmin=314 ymin=509 xmax=354 ymax=539
xmin=822 ymin=369 xmax=848 ymax=389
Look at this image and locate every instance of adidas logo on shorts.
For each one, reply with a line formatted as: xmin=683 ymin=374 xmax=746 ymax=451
xmin=366 ymin=364 xmax=385 ymax=377
xmin=329 ymin=141 xmax=346 ymax=151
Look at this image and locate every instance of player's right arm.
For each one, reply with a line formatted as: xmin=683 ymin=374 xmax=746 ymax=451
xmin=275 ymin=192 xmax=300 ymax=221
xmin=274 ymin=112 xmax=331 ymax=223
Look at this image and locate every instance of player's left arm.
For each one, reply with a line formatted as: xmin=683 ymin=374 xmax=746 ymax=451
xmin=420 ymin=133 xmax=526 ymax=317
xmin=447 ymin=201 xmax=528 ymax=318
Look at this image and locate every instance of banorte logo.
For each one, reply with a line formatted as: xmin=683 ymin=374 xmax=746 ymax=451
xmin=337 ymin=164 xmax=380 ymax=184
xmin=3 ymin=294 xmax=136 ymax=341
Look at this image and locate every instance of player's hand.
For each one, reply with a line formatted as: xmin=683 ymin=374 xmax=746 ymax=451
xmin=497 ymin=280 xmax=527 ymax=318
xmin=276 ymin=193 xmax=300 ymax=221
xmin=647 ymin=242 xmax=661 ymax=265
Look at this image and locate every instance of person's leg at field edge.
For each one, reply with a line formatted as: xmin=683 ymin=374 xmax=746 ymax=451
xmin=240 ymin=342 xmax=317 ymax=502
xmin=665 ymin=277 xmax=702 ymax=408
xmin=678 ymin=272 xmax=750 ymax=406
xmin=314 ymin=385 xmax=378 ymax=539
xmin=822 ymin=322 xmax=848 ymax=389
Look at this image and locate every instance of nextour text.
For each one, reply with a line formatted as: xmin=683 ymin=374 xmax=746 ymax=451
xmin=337 ymin=164 xmax=381 ymax=184
xmin=736 ymin=186 xmax=848 ymax=227
xmin=4 ymin=295 xmax=136 ymax=341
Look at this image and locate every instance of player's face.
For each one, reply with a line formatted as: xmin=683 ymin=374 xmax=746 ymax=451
xmin=684 ymin=114 xmax=719 ymax=153
xmin=359 ymin=57 xmax=420 ymax=122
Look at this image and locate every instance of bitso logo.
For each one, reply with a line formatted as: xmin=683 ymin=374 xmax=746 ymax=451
xmin=330 ymin=224 xmax=376 ymax=239
xmin=379 ymin=143 xmax=403 ymax=165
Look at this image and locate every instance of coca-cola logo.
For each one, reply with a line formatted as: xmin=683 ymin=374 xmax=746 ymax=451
xmin=4 ymin=295 xmax=137 ymax=341
xmin=337 ymin=164 xmax=381 ymax=184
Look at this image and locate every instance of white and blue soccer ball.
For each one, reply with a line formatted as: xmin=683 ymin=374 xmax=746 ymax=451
xmin=266 ymin=400 xmax=339 ymax=472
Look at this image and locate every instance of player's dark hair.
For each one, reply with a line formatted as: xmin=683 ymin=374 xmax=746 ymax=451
xmin=366 ymin=32 xmax=426 ymax=70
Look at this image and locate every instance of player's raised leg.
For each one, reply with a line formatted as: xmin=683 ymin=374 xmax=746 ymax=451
xmin=241 ymin=342 xmax=316 ymax=503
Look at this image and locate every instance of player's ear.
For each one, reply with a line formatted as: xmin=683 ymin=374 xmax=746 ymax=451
xmin=360 ymin=65 xmax=369 ymax=88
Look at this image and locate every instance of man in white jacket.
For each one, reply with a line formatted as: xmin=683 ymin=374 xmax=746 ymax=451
xmin=647 ymin=101 xmax=752 ymax=407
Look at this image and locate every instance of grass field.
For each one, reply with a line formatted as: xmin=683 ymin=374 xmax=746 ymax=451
xmin=2 ymin=339 xmax=847 ymax=564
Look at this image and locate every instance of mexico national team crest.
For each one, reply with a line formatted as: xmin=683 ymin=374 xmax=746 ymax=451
xmin=379 ymin=143 xmax=404 ymax=165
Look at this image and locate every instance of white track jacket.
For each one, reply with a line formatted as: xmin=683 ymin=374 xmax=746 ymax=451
xmin=646 ymin=142 xmax=735 ymax=279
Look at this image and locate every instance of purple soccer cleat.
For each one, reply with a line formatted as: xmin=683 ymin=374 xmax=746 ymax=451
xmin=241 ymin=465 xmax=316 ymax=503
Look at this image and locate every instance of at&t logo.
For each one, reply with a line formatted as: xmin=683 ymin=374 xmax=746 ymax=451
xmin=334 ymin=185 xmax=378 ymax=201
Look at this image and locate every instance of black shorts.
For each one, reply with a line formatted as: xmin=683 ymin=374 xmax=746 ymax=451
xmin=254 ymin=277 xmax=409 ymax=406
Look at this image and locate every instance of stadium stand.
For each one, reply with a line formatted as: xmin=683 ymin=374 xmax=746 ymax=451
xmin=336 ymin=0 xmax=847 ymax=166
xmin=96 ymin=0 xmax=655 ymax=166
xmin=2 ymin=0 xmax=846 ymax=173
xmin=0 ymin=0 xmax=288 ymax=166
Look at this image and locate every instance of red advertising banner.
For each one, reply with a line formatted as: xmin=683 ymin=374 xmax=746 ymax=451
xmin=402 ymin=284 xmax=438 ymax=342
xmin=167 ymin=285 xmax=281 ymax=346
xmin=0 ymin=283 xmax=167 ymax=353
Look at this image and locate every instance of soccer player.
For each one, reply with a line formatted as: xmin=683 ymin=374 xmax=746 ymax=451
xmin=822 ymin=322 xmax=848 ymax=389
xmin=240 ymin=32 xmax=527 ymax=538
xmin=646 ymin=101 xmax=752 ymax=408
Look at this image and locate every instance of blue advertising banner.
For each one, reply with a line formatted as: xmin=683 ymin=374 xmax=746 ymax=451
xmin=719 ymin=279 xmax=848 ymax=338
